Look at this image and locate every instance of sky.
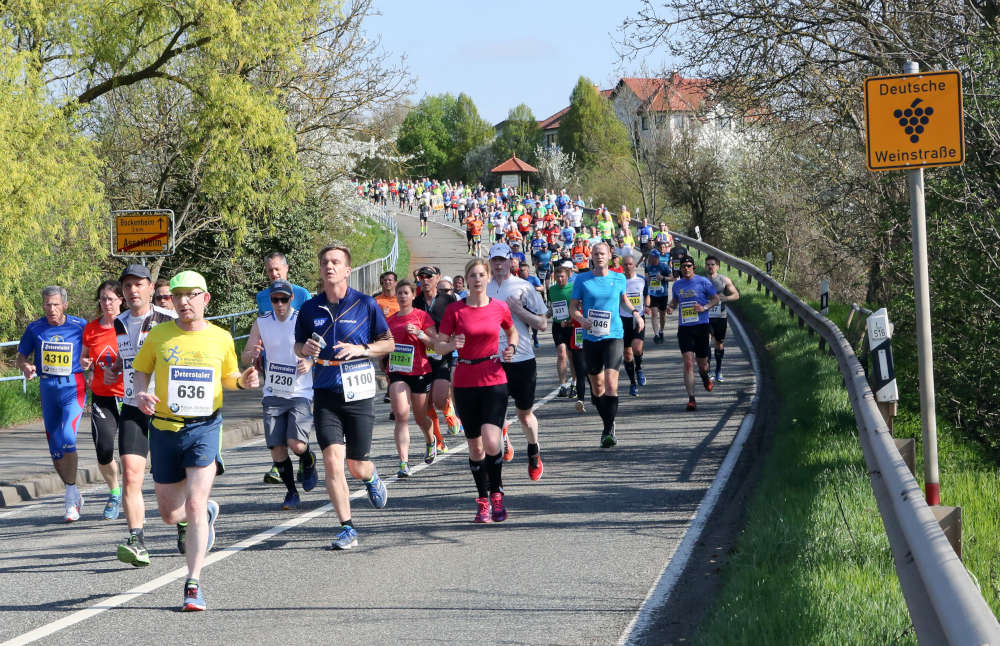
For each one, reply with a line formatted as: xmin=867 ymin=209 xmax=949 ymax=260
xmin=365 ymin=0 xmax=675 ymax=125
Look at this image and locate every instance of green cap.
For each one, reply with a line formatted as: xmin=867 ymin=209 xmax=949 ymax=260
xmin=169 ymin=270 xmax=208 ymax=292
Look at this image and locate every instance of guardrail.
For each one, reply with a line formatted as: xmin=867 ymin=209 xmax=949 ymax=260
xmin=673 ymin=232 xmax=1000 ymax=645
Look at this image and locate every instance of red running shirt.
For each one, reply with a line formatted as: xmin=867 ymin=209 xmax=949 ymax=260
xmin=82 ymin=319 xmax=124 ymax=397
xmin=386 ymin=308 xmax=435 ymax=376
xmin=439 ymin=299 xmax=513 ymax=388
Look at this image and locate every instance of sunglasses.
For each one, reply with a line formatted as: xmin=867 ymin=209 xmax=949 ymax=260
xmin=270 ymin=296 xmax=290 ymax=303
xmin=154 ymin=294 xmax=171 ymax=301
xmin=680 ymin=263 xmax=694 ymax=268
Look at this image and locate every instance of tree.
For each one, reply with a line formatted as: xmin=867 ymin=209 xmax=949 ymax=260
xmin=397 ymin=92 xmax=492 ymax=179
xmin=558 ymin=77 xmax=630 ymax=170
xmin=534 ymin=144 xmax=578 ymax=189
xmin=493 ymin=104 xmax=543 ymax=165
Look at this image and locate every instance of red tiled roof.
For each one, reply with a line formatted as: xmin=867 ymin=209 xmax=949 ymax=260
xmin=491 ymin=155 xmax=539 ymax=173
xmin=537 ymin=88 xmax=612 ymax=131
xmin=615 ymin=74 xmax=710 ymax=113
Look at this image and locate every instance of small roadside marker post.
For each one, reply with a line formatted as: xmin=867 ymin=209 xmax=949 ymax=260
xmin=820 ymin=279 xmax=829 ymax=316
xmin=765 ymin=252 xmax=773 ymax=274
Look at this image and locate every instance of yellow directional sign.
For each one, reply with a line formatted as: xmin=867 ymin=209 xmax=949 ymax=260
xmin=864 ymin=70 xmax=964 ymax=171
xmin=112 ymin=211 xmax=173 ymax=255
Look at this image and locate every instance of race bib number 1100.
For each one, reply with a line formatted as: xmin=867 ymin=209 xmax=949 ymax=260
xmin=340 ymin=359 xmax=376 ymax=401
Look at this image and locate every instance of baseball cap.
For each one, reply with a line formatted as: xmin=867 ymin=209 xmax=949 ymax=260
xmin=416 ymin=265 xmax=439 ymax=277
xmin=119 ymin=263 xmax=151 ymax=283
xmin=678 ymin=255 xmax=696 ymax=266
xmin=269 ymin=279 xmax=293 ymax=296
xmin=169 ymin=270 xmax=208 ymax=292
xmin=488 ymin=243 xmax=512 ymax=259
xmin=648 ymin=249 xmax=660 ymax=259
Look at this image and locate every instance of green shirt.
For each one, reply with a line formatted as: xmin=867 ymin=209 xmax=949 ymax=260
xmin=547 ymin=283 xmax=574 ymax=321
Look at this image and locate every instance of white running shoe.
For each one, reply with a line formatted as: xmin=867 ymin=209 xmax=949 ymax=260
xmin=64 ymin=491 xmax=83 ymax=522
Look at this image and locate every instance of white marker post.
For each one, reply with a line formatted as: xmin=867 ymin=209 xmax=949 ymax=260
xmin=765 ymin=251 xmax=773 ymax=274
xmin=820 ymin=279 xmax=829 ymax=316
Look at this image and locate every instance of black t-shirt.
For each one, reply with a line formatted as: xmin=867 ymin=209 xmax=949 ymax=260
xmin=413 ymin=290 xmax=458 ymax=325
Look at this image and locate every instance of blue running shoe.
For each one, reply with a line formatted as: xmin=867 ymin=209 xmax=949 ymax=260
xmin=331 ymin=525 xmax=358 ymax=550
xmin=182 ymin=581 xmax=206 ymax=611
xmin=281 ymin=492 xmax=300 ymax=510
xmin=103 ymin=493 xmax=122 ymax=520
xmin=715 ymin=371 xmax=725 ymax=383
xmin=206 ymin=500 xmax=219 ymax=552
xmin=637 ymin=369 xmax=646 ymax=386
xmin=300 ymin=452 xmax=318 ymax=492
xmin=629 ymin=384 xmax=638 ymax=397
xmin=364 ymin=470 xmax=388 ymax=509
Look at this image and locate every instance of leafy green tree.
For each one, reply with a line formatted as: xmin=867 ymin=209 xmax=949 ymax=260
xmin=397 ymin=92 xmax=492 ymax=179
xmin=558 ymin=77 xmax=630 ymax=170
xmin=493 ymin=104 xmax=543 ymax=165
xmin=449 ymin=93 xmax=494 ymax=179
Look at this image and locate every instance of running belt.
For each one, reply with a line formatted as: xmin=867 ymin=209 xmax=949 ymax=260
xmin=456 ymin=354 xmax=500 ymax=365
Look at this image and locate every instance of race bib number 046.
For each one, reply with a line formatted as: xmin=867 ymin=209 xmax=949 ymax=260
xmin=41 ymin=341 xmax=73 ymax=376
xmin=588 ymin=309 xmax=612 ymax=337
xmin=167 ymin=366 xmax=215 ymax=416
xmin=340 ymin=359 xmax=376 ymax=401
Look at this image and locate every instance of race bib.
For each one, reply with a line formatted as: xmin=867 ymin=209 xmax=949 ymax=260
xmin=266 ymin=361 xmax=297 ymax=396
xmin=551 ymin=300 xmax=569 ymax=320
xmin=649 ymin=279 xmax=664 ymax=296
xmin=41 ymin=341 xmax=73 ymax=376
xmin=680 ymin=301 xmax=700 ymax=324
xmin=709 ymin=302 xmax=726 ymax=318
xmin=389 ymin=344 xmax=416 ymax=373
xmin=167 ymin=366 xmax=215 ymax=416
xmin=123 ymin=357 xmax=136 ymax=400
xmin=628 ymin=294 xmax=642 ymax=308
xmin=573 ymin=253 xmax=585 ymax=264
xmin=340 ymin=359 xmax=376 ymax=401
xmin=640 ymin=234 xmax=650 ymax=244
xmin=588 ymin=309 xmax=612 ymax=337
xmin=573 ymin=327 xmax=584 ymax=347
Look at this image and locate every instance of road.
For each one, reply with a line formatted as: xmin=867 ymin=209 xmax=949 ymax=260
xmin=0 ymin=209 xmax=757 ymax=645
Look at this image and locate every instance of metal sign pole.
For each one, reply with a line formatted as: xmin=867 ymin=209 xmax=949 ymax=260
xmin=904 ymin=60 xmax=940 ymax=506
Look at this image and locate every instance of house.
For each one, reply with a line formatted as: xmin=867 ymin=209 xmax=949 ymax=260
xmin=609 ymin=74 xmax=714 ymax=146
xmin=537 ymin=87 xmax=612 ymax=149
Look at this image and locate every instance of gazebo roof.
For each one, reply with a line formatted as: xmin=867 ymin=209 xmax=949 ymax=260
xmin=490 ymin=155 xmax=538 ymax=174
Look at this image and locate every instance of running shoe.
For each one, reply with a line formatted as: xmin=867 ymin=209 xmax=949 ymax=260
xmin=397 ymin=461 xmax=411 ymax=478
xmin=331 ymin=525 xmax=358 ymax=550
xmin=687 ymin=398 xmax=697 ymax=412
xmin=637 ymin=370 xmax=646 ymax=386
xmin=300 ymin=454 xmax=319 ymax=492
xmin=206 ymin=500 xmax=219 ymax=552
xmin=383 ymin=392 xmax=390 ymax=404
xmin=177 ymin=522 xmax=187 ymax=554
xmin=528 ymin=454 xmax=543 ymax=481
xmin=437 ymin=442 xmax=450 ymax=454
xmin=629 ymin=384 xmax=639 ymax=397
xmin=282 ymin=492 xmax=300 ymax=510
xmin=446 ymin=415 xmax=462 ymax=435
xmin=502 ymin=422 xmax=514 ymax=462
xmin=389 ymin=411 xmax=395 ymax=421
xmin=263 ymin=464 xmax=282 ymax=484
xmin=575 ymin=399 xmax=586 ymax=414
xmin=364 ymin=471 xmax=388 ymax=509
xmin=103 ymin=493 xmax=122 ymax=520
xmin=568 ymin=385 xmax=577 ymax=399
xmin=558 ymin=384 xmax=569 ymax=398
xmin=600 ymin=426 xmax=618 ymax=448
xmin=473 ymin=497 xmax=492 ymax=523
xmin=715 ymin=371 xmax=725 ymax=383
xmin=64 ymin=490 xmax=82 ymax=523
xmin=424 ymin=443 xmax=437 ymax=464
xmin=117 ymin=534 xmax=151 ymax=567
xmin=702 ymin=372 xmax=714 ymax=392
xmin=182 ymin=581 xmax=206 ymax=611
xmin=490 ymin=492 xmax=507 ymax=522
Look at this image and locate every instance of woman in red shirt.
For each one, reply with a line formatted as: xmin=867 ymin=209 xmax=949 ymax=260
xmin=81 ymin=279 xmax=125 ymax=520
xmin=386 ymin=280 xmax=438 ymax=477
xmin=437 ymin=259 xmax=518 ymax=523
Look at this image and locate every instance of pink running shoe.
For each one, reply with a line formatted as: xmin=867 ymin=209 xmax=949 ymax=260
xmin=490 ymin=492 xmax=507 ymax=522
xmin=474 ymin=497 xmax=492 ymax=523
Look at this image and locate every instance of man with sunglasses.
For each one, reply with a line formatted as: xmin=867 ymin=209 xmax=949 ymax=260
xmin=666 ymin=255 xmax=720 ymax=411
xmin=133 ymin=270 xmax=260 ymax=611
xmin=154 ymin=279 xmax=174 ymax=311
xmin=108 ymin=264 xmax=176 ymax=568
xmin=243 ymin=280 xmax=319 ymax=511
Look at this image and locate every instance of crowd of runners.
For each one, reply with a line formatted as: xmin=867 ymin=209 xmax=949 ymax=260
xmin=13 ymin=176 xmax=740 ymax=612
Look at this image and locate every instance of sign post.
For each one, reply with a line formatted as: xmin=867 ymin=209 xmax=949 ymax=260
xmin=864 ymin=63 xmax=964 ymax=506
xmin=111 ymin=209 xmax=175 ymax=263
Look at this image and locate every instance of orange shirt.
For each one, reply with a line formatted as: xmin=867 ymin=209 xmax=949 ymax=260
xmin=82 ymin=319 xmax=124 ymax=398
xmin=571 ymin=244 xmax=591 ymax=270
xmin=470 ymin=219 xmax=483 ymax=236
xmin=375 ymin=292 xmax=400 ymax=318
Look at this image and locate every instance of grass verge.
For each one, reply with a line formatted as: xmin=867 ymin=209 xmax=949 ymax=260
xmin=0 ymin=372 xmax=42 ymax=428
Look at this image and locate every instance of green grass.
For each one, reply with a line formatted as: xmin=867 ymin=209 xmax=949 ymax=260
xmin=0 ymin=371 xmax=42 ymax=427
xmin=395 ymin=232 xmax=411 ymax=278
xmin=695 ymin=288 xmax=917 ymax=645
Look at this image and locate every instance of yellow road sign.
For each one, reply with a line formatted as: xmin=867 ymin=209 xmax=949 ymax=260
xmin=864 ymin=70 xmax=964 ymax=171
xmin=113 ymin=211 xmax=172 ymax=255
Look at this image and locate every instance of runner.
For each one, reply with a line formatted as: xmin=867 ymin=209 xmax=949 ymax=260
xmin=16 ymin=286 xmax=88 ymax=522
xmin=242 ymin=280 xmax=319 ymax=510
xmin=109 ymin=264 xmax=176 ymax=567
xmin=637 ymin=218 xmax=654 ymax=260
xmin=373 ymin=270 xmax=399 ymax=412
xmin=454 ymin=275 xmax=468 ymax=299
xmin=645 ymin=250 xmax=672 ymax=344
xmin=570 ymin=243 xmax=644 ymax=447
xmin=436 ymin=258 xmax=518 ymax=522
xmin=547 ymin=264 xmax=574 ymax=397
xmin=385 ymin=279 xmax=437 ymax=477
xmin=486 ymin=243 xmax=547 ymax=481
xmin=620 ymin=255 xmax=648 ymax=396
xmin=132 ymin=270 xmax=260 ymax=610
xmin=81 ymin=280 xmax=124 ymax=520
xmin=419 ymin=192 xmax=431 ymax=237
xmin=705 ymin=255 xmax=741 ymax=382
xmin=153 ymin=279 xmax=174 ymax=311
xmin=518 ymin=262 xmax=544 ymax=348
xmin=254 ymin=252 xmax=311 ymax=315
xmin=413 ymin=265 xmax=460 ymax=451
xmin=570 ymin=236 xmax=591 ymax=273
xmin=666 ymin=255 xmax=720 ymax=411
xmin=295 ymin=245 xmax=394 ymax=550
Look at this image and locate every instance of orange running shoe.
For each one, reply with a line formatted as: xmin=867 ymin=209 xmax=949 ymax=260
xmin=501 ymin=422 xmax=514 ymax=462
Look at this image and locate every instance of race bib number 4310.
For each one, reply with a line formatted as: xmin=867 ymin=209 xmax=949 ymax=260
xmin=41 ymin=341 xmax=73 ymax=376
xmin=167 ymin=366 xmax=215 ymax=416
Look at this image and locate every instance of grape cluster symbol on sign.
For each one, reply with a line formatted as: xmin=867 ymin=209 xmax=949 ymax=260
xmin=894 ymin=99 xmax=933 ymax=143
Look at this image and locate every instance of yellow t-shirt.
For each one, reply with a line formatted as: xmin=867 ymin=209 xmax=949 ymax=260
xmin=133 ymin=321 xmax=238 ymax=431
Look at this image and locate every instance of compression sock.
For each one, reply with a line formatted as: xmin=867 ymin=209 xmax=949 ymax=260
xmin=341 ymin=518 xmax=354 ymax=528
xmin=298 ymin=449 xmax=316 ymax=470
xmin=634 ymin=353 xmax=643 ymax=372
xmin=129 ymin=527 xmax=145 ymax=543
xmin=486 ymin=452 xmax=504 ymax=495
xmin=469 ymin=458 xmax=489 ymax=498
xmin=276 ymin=457 xmax=296 ymax=494
xmin=591 ymin=393 xmax=603 ymax=418
xmin=624 ymin=359 xmax=636 ymax=385
xmin=714 ymin=347 xmax=725 ymax=374
xmin=606 ymin=395 xmax=619 ymax=425
xmin=110 ymin=486 xmax=122 ymax=497
xmin=527 ymin=443 xmax=539 ymax=457
xmin=427 ymin=402 xmax=444 ymax=445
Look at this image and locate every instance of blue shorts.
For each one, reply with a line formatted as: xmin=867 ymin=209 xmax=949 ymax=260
xmin=40 ymin=374 xmax=86 ymax=460
xmin=149 ymin=413 xmax=224 ymax=484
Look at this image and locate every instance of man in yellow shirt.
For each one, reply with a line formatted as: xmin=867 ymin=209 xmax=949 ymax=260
xmin=133 ymin=270 xmax=259 ymax=612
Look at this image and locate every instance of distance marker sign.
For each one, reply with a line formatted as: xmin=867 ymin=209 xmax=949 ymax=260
xmin=864 ymin=70 xmax=964 ymax=171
